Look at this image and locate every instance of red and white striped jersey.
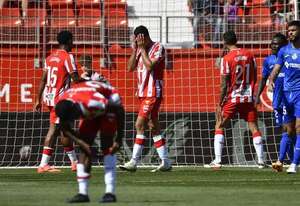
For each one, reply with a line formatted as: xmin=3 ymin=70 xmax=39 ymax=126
xmin=220 ymin=48 xmax=257 ymax=103
xmin=136 ymin=42 xmax=165 ymax=98
xmin=58 ymin=81 xmax=121 ymax=119
xmin=43 ymin=49 xmax=77 ymax=106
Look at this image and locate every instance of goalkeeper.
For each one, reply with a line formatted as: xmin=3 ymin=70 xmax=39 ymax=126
xmin=255 ymin=33 xmax=295 ymax=172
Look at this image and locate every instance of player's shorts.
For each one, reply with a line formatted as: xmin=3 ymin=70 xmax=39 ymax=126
xmin=138 ymin=97 xmax=162 ymax=120
xmin=284 ymin=90 xmax=300 ymax=118
xmin=222 ymin=102 xmax=257 ymax=122
xmin=48 ymin=106 xmax=59 ymax=124
xmin=79 ymin=113 xmax=117 ymax=142
xmin=273 ymin=107 xmax=295 ymax=127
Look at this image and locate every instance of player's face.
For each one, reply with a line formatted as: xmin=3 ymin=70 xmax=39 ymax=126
xmin=270 ymin=38 xmax=283 ymax=55
xmin=288 ymin=25 xmax=300 ymax=42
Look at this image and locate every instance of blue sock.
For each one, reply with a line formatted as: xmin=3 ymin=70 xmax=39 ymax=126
xmin=279 ymin=133 xmax=290 ymax=162
xmin=292 ymin=135 xmax=300 ymax=165
xmin=287 ymin=136 xmax=295 ymax=161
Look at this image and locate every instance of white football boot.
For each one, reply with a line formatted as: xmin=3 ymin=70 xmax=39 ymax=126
xmin=204 ymin=160 xmax=222 ymax=170
xmin=151 ymin=160 xmax=172 ymax=172
xmin=286 ymin=163 xmax=297 ymax=174
xmin=119 ymin=160 xmax=137 ymax=172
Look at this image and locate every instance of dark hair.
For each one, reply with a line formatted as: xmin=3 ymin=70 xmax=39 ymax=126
xmin=134 ymin=25 xmax=149 ymax=37
xmin=223 ymin=30 xmax=237 ymax=45
xmin=55 ymin=100 xmax=81 ymax=121
xmin=57 ymin=30 xmax=73 ymax=45
xmin=79 ymin=55 xmax=92 ymax=66
xmin=287 ymin=20 xmax=300 ymax=28
xmin=273 ymin=33 xmax=288 ymax=45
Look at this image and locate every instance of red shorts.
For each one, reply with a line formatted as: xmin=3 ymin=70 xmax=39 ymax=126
xmin=222 ymin=102 xmax=257 ymax=122
xmin=79 ymin=113 xmax=117 ymax=141
xmin=138 ymin=97 xmax=162 ymax=120
xmin=48 ymin=106 xmax=59 ymax=124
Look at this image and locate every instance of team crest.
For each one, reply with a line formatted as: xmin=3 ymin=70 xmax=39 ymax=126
xmin=292 ymin=53 xmax=298 ymax=60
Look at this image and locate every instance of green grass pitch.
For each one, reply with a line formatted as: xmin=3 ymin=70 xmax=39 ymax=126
xmin=0 ymin=167 xmax=300 ymax=206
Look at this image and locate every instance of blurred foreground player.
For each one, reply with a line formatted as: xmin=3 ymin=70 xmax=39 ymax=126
xmin=55 ymin=81 xmax=125 ymax=203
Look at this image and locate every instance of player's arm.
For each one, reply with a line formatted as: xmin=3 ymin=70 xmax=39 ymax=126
xmin=127 ymin=35 xmax=138 ymax=72
xmin=255 ymin=58 xmax=269 ymax=105
xmin=59 ymin=121 xmax=91 ymax=156
xmin=137 ymin=34 xmax=164 ymax=71
xmin=268 ymin=64 xmax=281 ymax=92
xmin=66 ymin=54 xmax=82 ymax=83
xmin=34 ymin=69 xmax=47 ymax=112
xmin=219 ymin=75 xmax=230 ymax=107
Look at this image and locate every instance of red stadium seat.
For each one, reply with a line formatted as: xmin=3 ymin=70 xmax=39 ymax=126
xmin=0 ymin=8 xmax=22 ymax=27
xmin=78 ymin=8 xmax=101 ymax=27
xmin=105 ymin=7 xmax=126 ymax=17
xmin=76 ymin=0 xmax=101 ymax=8
xmin=23 ymin=8 xmax=47 ymax=27
xmin=104 ymin=0 xmax=127 ymax=8
xmin=50 ymin=8 xmax=76 ymax=27
xmin=48 ymin=0 xmax=74 ymax=7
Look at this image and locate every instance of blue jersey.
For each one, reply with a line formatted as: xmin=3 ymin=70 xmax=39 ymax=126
xmin=276 ymin=43 xmax=300 ymax=91
xmin=262 ymin=54 xmax=284 ymax=109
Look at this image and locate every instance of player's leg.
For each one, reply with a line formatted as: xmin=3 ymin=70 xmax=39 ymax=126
xmin=148 ymin=98 xmax=171 ymax=172
xmin=67 ymin=119 xmax=96 ymax=203
xmin=272 ymin=107 xmax=296 ymax=172
xmin=287 ymin=117 xmax=300 ymax=174
xmin=61 ymin=134 xmax=78 ymax=172
xmin=149 ymin=118 xmax=172 ymax=172
xmin=240 ymin=103 xmax=265 ymax=168
xmin=37 ymin=118 xmax=61 ymax=173
xmin=204 ymin=102 xmax=233 ymax=169
xmin=120 ymin=98 xmax=149 ymax=171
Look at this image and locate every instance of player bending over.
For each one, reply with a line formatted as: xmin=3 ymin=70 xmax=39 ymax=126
xmin=269 ymin=20 xmax=300 ymax=174
xmin=205 ymin=31 xmax=266 ymax=169
xmin=34 ymin=30 xmax=80 ymax=173
xmin=256 ymin=33 xmax=295 ymax=172
xmin=55 ymin=80 xmax=124 ymax=203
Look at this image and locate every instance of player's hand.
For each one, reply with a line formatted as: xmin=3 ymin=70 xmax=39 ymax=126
xmin=130 ymin=35 xmax=137 ymax=50
xmin=136 ymin=34 xmax=145 ymax=49
xmin=34 ymin=101 xmax=41 ymax=112
xmin=109 ymin=142 xmax=120 ymax=154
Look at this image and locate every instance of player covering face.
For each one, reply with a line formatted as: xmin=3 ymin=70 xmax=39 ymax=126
xmin=55 ymin=81 xmax=125 ymax=203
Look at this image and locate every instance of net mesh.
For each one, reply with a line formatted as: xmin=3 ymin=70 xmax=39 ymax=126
xmin=0 ymin=0 xmax=297 ymax=167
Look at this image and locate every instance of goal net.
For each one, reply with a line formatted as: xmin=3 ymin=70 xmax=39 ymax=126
xmin=0 ymin=0 xmax=297 ymax=167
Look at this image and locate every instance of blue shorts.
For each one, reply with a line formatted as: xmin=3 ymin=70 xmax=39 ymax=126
xmin=284 ymin=90 xmax=300 ymax=119
xmin=273 ymin=106 xmax=295 ymax=126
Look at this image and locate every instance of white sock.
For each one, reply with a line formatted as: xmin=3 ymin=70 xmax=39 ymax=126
xmin=214 ymin=134 xmax=224 ymax=163
xmin=77 ymin=163 xmax=90 ymax=195
xmin=104 ymin=154 xmax=116 ymax=194
xmin=131 ymin=134 xmax=145 ymax=163
xmin=66 ymin=150 xmax=77 ymax=162
xmin=153 ymin=135 xmax=169 ymax=163
xmin=253 ymin=136 xmax=264 ymax=163
xmin=39 ymin=147 xmax=53 ymax=167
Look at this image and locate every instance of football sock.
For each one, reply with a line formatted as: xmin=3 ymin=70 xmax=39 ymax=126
xmin=287 ymin=136 xmax=296 ymax=161
xmin=64 ymin=146 xmax=78 ymax=162
xmin=153 ymin=135 xmax=168 ymax=163
xmin=104 ymin=154 xmax=116 ymax=194
xmin=39 ymin=147 xmax=53 ymax=167
xmin=131 ymin=134 xmax=145 ymax=163
xmin=292 ymin=135 xmax=300 ymax=165
xmin=279 ymin=133 xmax=290 ymax=162
xmin=214 ymin=130 xmax=224 ymax=163
xmin=253 ymin=132 xmax=264 ymax=164
xmin=77 ymin=163 xmax=90 ymax=195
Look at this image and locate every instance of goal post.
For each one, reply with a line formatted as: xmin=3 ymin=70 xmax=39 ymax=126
xmin=0 ymin=0 xmax=296 ymax=167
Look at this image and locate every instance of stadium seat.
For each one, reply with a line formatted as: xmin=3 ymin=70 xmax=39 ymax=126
xmin=23 ymin=8 xmax=47 ymax=27
xmin=76 ymin=0 xmax=101 ymax=8
xmin=0 ymin=8 xmax=22 ymax=27
xmin=50 ymin=8 xmax=76 ymax=27
xmin=48 ymin=0 xmax=74 ymax=7
xmin=78 ymin=8 xmax=101 ymax=27
xmin=104 ymin=0 xmax=127 ymax=9
xmin=105 ymin=7 xmax=126 ymax=17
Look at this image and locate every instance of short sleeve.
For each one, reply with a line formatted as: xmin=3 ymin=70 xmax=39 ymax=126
xmin=64 ymin=54 xmax=77 ymax=73
xmin=262 ymin=57 xmax=271 ymax=79
xmin=220 ymin=57 xmax=230 ymax=75
xmin=276 ymin=47 xmax=285 ymax=66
